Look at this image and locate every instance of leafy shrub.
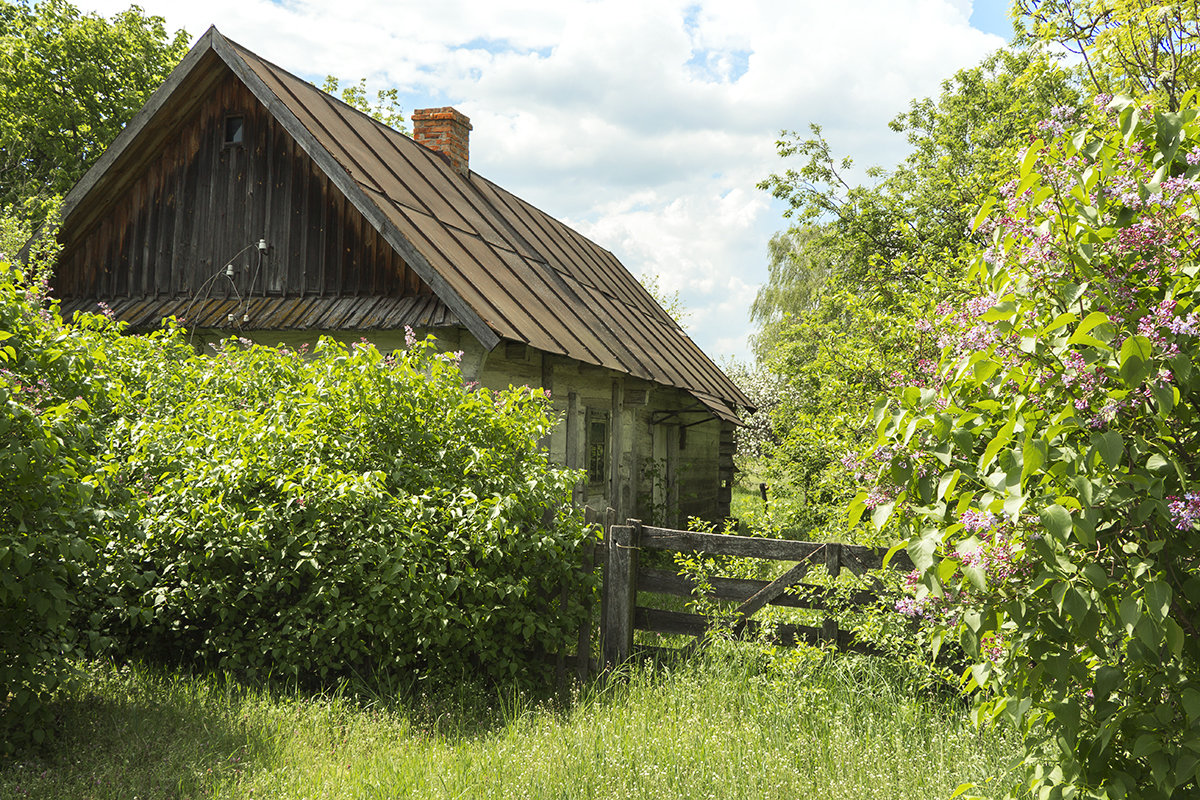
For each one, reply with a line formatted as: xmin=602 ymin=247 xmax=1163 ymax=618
xmin=88 ymin=330 xmax=594 ymax=687
xmin=0 ymin=249 xmax=113 ymax=751
xmin=864 ymin=99 xmax=1200 ymax=797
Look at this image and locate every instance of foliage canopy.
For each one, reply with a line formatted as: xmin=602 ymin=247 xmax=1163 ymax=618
xmin=0 ymin=0 xmax=188 ymax=220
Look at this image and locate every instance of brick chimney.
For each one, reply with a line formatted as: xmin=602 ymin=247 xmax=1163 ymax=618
xmin=411 ymin=107 xmax=472 ymax=176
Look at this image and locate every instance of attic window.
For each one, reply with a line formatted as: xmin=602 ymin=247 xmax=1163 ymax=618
xmin=224 ymin=115 xmax=245 ymax=146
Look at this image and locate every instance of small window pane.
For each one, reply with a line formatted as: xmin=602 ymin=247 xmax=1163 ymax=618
xmin=588 ymin=420 xmax=607 ymax=485
xmin=224 ymin=115 xmax=245 ymax=145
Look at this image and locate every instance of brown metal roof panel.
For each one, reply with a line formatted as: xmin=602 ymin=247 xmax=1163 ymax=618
xmin=447 ymin=232 xmax=568 ymax=355
xmin=567 ymin=280 xmax=679 ymax=387
xmin=469 ymin=176 xmax=736 ymax=397
xmin=240 ymin=47 xmax=522 ymax=261
xmin=690 ymin=391 xmax=741 ymax=425
xmin=488 ymin=247 xmax=622 ymax=369
xmin=334 ymin=109 xmax=525 ymax=252
xmin=234 ymin=51 xmax=384 ymax=196
xmin=488 ymin=247 xmax=627 ymax=368
xmin=474 ymin=178 xmax=625 ymax=298
xmin=374 ymin=199 xmax=523 ymax=340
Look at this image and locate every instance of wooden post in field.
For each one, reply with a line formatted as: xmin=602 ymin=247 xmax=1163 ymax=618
xmin=602 ymin=518 xmax=641 ymax=668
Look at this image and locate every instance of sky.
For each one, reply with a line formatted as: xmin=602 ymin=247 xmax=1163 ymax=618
xmin=82 ymin=0 xmax=1017 ymax=363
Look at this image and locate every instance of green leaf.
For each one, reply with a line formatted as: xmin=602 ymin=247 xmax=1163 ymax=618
xmin=938 ymin=556 xmax=960 ymax=584
xmin=979 ymin=420 xmax=1015 ymax=472
xmin=1150 ymin=381 xmax=1176 ymax=416
xmin=1093 ymin=431 xmax=1124 ymax=468
xmin=1120 ymin=595 xmax=1141 ymax=633
xmin=937 ymin=470 xmax=961 ymax=501
xmin=1070 ymin=311 xmax=1111 ymax=342
xmin=963 ymin=565 xmax=986 ymax=591
xmin=1020 ymin=140 xmax=1044 ymax=178
xmin=1183 ymin=688 xmax=1200 ymax=725
xmin=872 ymin=500 xmax=896 ymax=531
xmin=1095 ymin=665 xmax=1121 ymax=698
xmin=1119 ymin=335 xmax=1153 ymax=387
xmin=1022 ymin=437 xmax=1047 ymax=479
xmin=1040 ymin=505 xmax=1072 ymax=540
xmin=1041 ymin=312 xmax=1077 ymax=336
xmin=971 ymin=198 xmax=996 ymax=234
xmin=881 ymin=540 xmax=908 ymax=569
xmin=847 ymin=491 xmax=868 ymax=529
xmin=1145 ymin=581 xmax=1172 ymax=621
xmin=908 ymin=536 xmax=937 ymax=573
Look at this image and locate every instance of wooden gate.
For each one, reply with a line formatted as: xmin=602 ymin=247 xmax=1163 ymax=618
xmin=569 ymin=512 xmax=915 ymax=674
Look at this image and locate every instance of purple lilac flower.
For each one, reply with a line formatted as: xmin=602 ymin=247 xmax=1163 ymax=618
xmin=1168 ymin=492 xmax=1200 ymax=530
xmin=960 ymin=509 xmax=997 ymax=533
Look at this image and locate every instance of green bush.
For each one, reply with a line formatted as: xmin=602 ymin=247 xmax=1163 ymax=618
xmin=0 ymin=254 xmax=112 ymax=752
xmin=88 ymin=329 xmax=595 ymax=687
xmin=865 ymin=99 xmax=1200 ymax=797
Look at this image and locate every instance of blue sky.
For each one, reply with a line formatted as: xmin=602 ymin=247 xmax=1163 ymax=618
xmin=970 ymin=0 xmax=1016 ymax=39
xmin=83 ymin=0 xmax=1012 ymax=363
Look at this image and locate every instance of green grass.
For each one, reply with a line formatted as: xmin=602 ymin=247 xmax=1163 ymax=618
xmin=1 ymin=649 xmax=1018 ymax=800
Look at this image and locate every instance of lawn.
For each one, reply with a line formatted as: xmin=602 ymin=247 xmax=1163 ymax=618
xmin=0 ymin=648 xmax=1018 ymax=799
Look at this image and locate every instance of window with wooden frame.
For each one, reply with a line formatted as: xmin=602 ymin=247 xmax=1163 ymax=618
xmin=587 ymin=410 xmax=609 ymax=487
xmin=223 ymin=114 xmax=245 ymax=147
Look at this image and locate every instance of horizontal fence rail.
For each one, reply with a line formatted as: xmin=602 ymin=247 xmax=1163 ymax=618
xmin=599 ymin=518 xmax=915 ymax=669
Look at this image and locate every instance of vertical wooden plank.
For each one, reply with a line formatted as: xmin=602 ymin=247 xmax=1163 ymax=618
xmin=598 ymin=506 xmax=615 ymax=667
xmin=601 ymin=519 xmax=640 ymax=669
xmin=576 ymin=520 xmax=595 ymax=683
xmin=327 ymin=189 xmax=343 ymax=295
xmin=172 ymin=124 xmax=196 ymax=295
xmin=287 ymin=132 xmax=306 ymax=296
xmin=820 ymin=617 xmax=840 ymax=648
xmin=825 ymin=542 xmax=842 ymax=579
xmin=566 ymin=391 xmax=581 ymax=506
xmin=665 ymin=424 xmax=680 ymax=529
xmin=305 ymin=158 xmax=324 ymax=296
xmin=608 ymin=380 xmax=622 ymax=519
xmin=822 ymin=542 xmax=842 ymax=649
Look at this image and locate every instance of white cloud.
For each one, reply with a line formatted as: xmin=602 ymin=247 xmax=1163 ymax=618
xmin=80 ymin=0 xmax=1008 ymax=361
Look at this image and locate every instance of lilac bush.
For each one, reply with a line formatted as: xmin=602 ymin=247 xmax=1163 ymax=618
xmin=858 ymin=97 xmax=1200 ymax=798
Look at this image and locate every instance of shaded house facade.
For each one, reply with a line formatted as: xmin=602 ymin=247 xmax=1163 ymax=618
xmin=52 ymin=27 xmax=750 ymax=523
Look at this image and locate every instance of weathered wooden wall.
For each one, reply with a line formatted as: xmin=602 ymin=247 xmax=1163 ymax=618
xmin=56 ymin=65 xmax=428 ymax=304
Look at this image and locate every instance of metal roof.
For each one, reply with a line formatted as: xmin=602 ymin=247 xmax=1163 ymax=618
xmin=57 ymin=27 xmax=751 ymax=414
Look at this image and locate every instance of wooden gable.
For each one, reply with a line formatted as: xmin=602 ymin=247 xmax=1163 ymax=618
xmin=56 ymin=60 xmax=443 ymax=331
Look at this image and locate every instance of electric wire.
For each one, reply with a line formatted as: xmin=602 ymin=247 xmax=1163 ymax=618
xmin=181 ymin=241 xmax=260 ymax=348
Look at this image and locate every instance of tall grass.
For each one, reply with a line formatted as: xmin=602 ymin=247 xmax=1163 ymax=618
xmin=0 ymin=649 xmax=1017 ymax=799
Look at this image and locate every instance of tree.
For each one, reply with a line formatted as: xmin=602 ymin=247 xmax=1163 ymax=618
xmin=0 ymin=0 xmax=188 ymax=218
xmin=869 ymin=98 xmax=1200 ymax=799
xmin=638 ymin=271 xmax=690 ymax=328
xmin=1016 ymin=0 xmax=1200 ymax=111
xmin=750 ymin=49 xmax=1078 ymax=536
xmin=319 ymin=76 xmax=406 ymax=132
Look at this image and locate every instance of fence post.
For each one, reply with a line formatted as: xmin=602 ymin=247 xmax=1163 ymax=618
xmin=821 ymin=543 xmax=842 ymax=648
xmin=602 ymin=518 xmax=641 ymax=669
xmin=575 ymin=507 xmax=600 ymax=683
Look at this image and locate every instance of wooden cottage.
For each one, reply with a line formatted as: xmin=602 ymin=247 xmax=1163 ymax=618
xmin=51 ymin=26 xmax=750 ymax=523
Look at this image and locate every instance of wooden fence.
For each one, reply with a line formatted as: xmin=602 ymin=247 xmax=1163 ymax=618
xmin=564 ymin=509 xmax=915 ymax=681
